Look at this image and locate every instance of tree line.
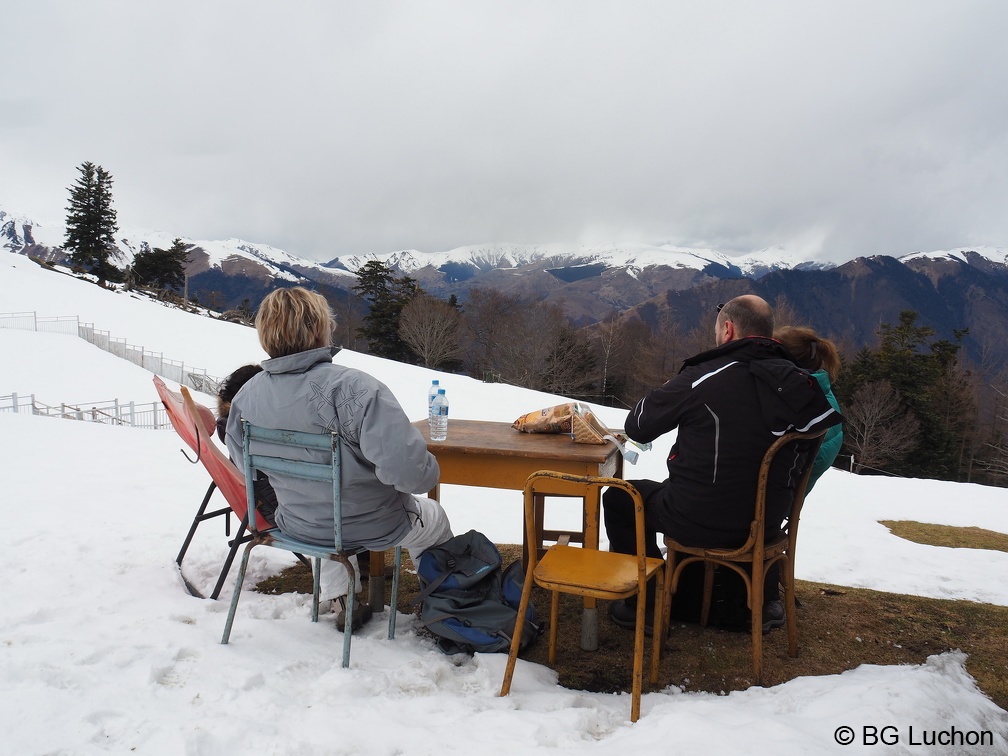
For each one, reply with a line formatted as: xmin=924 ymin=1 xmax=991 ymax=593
xmin=58 ymin=160 xmax=1008 ymax=487
xmin=351 ymin=261 xmax=1007 ymax=487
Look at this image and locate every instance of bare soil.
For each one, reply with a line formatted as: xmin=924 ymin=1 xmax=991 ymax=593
xmin=257 ymin=541 xmax=1008 ymax=711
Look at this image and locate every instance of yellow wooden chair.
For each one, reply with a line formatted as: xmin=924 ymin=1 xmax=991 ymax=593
xmin=661 ymin=429 xmax=826 ymax=684
xmin=501 ymin=472 xmax=665 ymax=723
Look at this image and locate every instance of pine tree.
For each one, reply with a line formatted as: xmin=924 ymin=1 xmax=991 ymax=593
xmin=131 ymin=237 xmax=190 ymax=293
xmin=837 ymin=311 xmax=974 ymax=479
xmin=352 ymin=260 xmax=418 ymax=362
xmin=64 ymin=161 xmax=120 ymax=287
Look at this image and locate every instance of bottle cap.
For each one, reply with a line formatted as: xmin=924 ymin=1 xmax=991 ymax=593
xmin=438 ymin=388 xmax=446 ymax=394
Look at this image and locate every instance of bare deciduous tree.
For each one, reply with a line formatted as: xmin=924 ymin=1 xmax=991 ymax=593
xmin=460 ymin=289 xmax=595 ymax=396
xmin=592 ymin=312 xmax=630 ymax=396
xmin=771 ymin=294 xmax=800 ymax=331
xmin=397 ymin=293 xmax=464 ymax=369
xmin=844 ymin=380 xmax=920 ymax=472
xmin=462 ymin=288 xmax=523 ymax=380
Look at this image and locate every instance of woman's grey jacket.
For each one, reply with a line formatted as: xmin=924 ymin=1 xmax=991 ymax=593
xmin=225 ymin=347 xmax=439 ymax=550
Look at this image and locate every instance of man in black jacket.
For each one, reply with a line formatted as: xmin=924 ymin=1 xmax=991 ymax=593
xmin=604 ymin=295 xmax=842 ymax=631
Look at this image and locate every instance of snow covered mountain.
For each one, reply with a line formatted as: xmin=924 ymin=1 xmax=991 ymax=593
xmin=7 ymin=205 xmax=1008 ymax=367
xmin=1 ymin=207 xmax=832 ymax=284
xmin=7 ymin=204 xmax=1008 ymax=296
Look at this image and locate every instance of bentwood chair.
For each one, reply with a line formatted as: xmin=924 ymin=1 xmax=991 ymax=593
xmin=661 ymin=429 xmax=826 ymax=684
xmin=501 ymin=472 xmax=665 ymax=723
xmin=220 ymin=420 xmax=402 ymax=668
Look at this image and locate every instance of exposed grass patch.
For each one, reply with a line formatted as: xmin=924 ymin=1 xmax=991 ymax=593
xmin=257 ymin=545 xmax=1008 ymax=710
xmin=881 ymin=520 xmax=1008 ymax=554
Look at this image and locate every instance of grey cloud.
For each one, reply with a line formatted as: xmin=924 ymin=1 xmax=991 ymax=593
xmin=2 ymin=1 xmax=1007 ymax=263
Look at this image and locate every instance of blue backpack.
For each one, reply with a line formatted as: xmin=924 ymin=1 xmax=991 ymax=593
xmin=414 ymin=530 xmax=541 ymax=654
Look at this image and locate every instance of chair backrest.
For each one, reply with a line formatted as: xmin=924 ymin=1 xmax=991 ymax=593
xmin=156 ymin=377 xmax=272 ymax=532
xmin=523 ymin=472 xmax=650 ymax=585
xmin=241 ymin=421 xmax=344 ymax=547
xmin=153 ymin=375 xmax=217 ymax=455
xmin=748 ymin=429 xmax=828 ymax=553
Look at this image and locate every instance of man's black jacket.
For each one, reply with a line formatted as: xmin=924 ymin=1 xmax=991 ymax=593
xmin=626 ymin=336 xmax=843 ymax=548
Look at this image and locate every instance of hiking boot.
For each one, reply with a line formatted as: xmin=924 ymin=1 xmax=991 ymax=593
xmin=761 ymin=600 xmax=785 ymax=634
xmin=608 ymin=597 xmax=656 ymax=637
xmin=335 ymin=598 xmax=374 ymax=633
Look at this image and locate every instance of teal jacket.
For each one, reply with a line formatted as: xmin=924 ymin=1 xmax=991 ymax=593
xmin=808 ymin=370 xmax=843 ymax=491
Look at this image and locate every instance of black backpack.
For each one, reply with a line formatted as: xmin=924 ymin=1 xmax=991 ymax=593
xmin=413 ymin=530 xmax=541 ymax=654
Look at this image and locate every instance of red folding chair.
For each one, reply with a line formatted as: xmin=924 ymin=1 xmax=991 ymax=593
xmin=154 ymin=375 xmax=294 ymax=599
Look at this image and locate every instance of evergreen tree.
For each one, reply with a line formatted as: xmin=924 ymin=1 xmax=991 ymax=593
xmin=352 ymin=260 xmax=418 ymax=362
xmin=64 ymin=161 xmax=120 ymax=287
xmin=837 ymin=310 xmax=974 ymax=479
xmin=131 ymin=238 xmax=190 ymax=293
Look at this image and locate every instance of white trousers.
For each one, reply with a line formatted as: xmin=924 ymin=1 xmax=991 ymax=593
xmin=315 ymin=495 xmax=453 ymax=601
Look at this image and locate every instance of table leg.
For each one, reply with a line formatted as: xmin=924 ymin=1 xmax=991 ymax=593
xmin=522 ymin=488 xmax=601 ymax=651
xmin=369 ymin=481 xmax=439 ymax=612
xmin=581 ymin=486 xmax=602 ymax=651
xmin=368 ymin=551 xmax=385 ymax=611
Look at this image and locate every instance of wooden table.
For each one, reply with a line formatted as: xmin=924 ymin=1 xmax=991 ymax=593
xmin=388 ymin=418 xmax=624 ymax=650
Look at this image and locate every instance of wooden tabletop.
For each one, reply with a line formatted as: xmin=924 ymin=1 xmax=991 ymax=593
xmin=411 ymin=418 xmax=618 ymax=464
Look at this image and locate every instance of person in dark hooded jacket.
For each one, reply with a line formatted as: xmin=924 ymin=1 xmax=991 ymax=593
xmin=604 ymin=295 xmax=842 ymax=632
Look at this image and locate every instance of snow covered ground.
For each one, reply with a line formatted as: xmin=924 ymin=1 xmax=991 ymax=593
xmin=1 ymin=250 xmax=1006 ymax=754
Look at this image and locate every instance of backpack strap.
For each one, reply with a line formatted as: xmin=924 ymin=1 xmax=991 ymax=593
xmin=418 ymin=612 xmax=510 ymax=646
xmin=409 ymin=554 xmax=456 ymax=607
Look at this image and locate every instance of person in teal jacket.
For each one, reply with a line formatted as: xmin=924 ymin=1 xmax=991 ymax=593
xmin=775 ymin=326 xmax=843 ymax=490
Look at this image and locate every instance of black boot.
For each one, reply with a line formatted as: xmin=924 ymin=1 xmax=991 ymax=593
xmin=607 ymin=583 xmax=657 ymax=636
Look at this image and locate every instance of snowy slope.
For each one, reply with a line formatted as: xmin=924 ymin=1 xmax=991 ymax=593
xmin=1 ymin=248 xmax=1007 ymax=753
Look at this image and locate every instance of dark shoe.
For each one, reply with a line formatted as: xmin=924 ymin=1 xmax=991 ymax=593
xmin=761 ymin=600 xmax=785 ymax=634
xmin=335 ymin=598 xmax=373 ymax=633
xmin=357 ymin=556 xmax=371 ymax=580
xmin=608 ymin=597 xmax=655 ymax=637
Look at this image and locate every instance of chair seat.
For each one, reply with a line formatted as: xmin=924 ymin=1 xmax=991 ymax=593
xmin=257 ymin=529 xmax=362 ymax=561
xmin=534 ymin=544 xmax=664 ymax=599
xmin=667 ymin=531 xmax=789 ymax=562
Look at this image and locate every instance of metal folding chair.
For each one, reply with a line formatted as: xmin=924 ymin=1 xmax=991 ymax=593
xmin=154 ymin=376 xmax=271 ymax=599
xmin=220 ymin=420 xmax=402 ymax=668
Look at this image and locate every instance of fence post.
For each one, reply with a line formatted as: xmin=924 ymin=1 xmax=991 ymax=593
xmin=11 ymin=392 xmax=17 ymax=413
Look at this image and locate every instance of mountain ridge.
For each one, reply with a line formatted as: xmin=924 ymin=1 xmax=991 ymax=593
xmin=5 ymin=205 xmax=1008 ymax=365
xmin=7 ymin=205 xmax=1005 ymax=283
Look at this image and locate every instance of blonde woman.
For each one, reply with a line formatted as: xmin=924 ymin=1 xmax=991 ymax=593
xmin=225 ymin=287 xmax=452 ymax=631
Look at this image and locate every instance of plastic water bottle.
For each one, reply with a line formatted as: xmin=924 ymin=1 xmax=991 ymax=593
xmin=427 ymin=379 xmax=440 ymax=428
xmin=430 ymin=388 xmax=448 ymax=441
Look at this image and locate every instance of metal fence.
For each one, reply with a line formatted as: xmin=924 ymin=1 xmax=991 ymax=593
xmin=0 ymin=392 xmax=169 ymax=429
xmin=1 ymin=310 xmax=222 ymax=394
xmin=0 ymin=310 xmax=223 ymax=429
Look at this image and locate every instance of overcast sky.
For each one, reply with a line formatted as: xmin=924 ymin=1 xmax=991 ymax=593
xmin=2 ymin=1 xmax=1006 ymax=263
